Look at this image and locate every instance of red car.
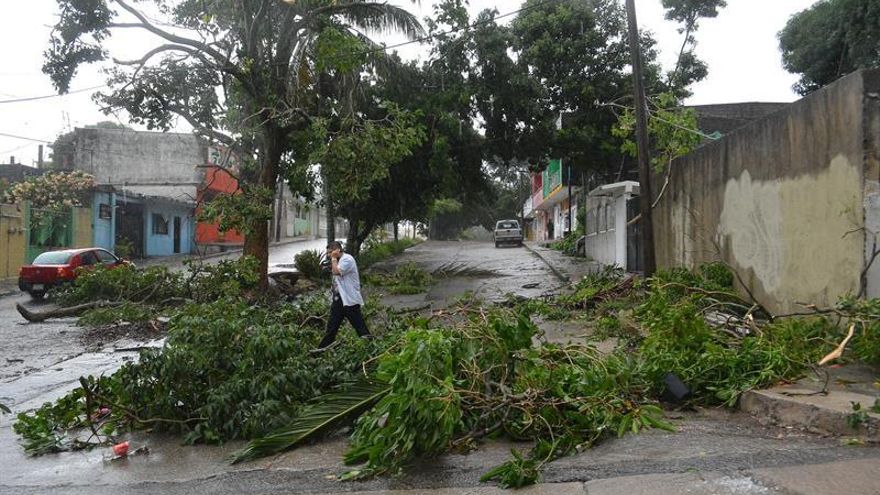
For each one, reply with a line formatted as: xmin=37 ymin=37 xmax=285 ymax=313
xmin=18 ymin=248 xmax=129 ymax=299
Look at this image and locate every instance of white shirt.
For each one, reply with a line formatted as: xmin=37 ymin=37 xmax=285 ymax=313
xmin=332 ymin=253 xmax=364 ymax=307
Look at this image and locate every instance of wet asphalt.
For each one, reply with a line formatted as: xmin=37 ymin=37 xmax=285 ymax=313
xmin=0 ymin=240 xmax=878 ymax=494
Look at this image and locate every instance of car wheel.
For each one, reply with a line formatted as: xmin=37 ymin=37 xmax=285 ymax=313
xmin=29 ymin=291 xmax=46 ymax=300
xmin=494 ymin=242 xmax=499 ymax=248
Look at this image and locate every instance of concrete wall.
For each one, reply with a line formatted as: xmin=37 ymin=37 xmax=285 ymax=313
xmin=72 ymin=128 xmax=203 ymax=203
xmin=72 ymin=206 xmax=93 ymax=248
xmin=0 ymin=204 xmax=26 ymax=280
xmin=653 ymin=69 xmax=880 ymax=313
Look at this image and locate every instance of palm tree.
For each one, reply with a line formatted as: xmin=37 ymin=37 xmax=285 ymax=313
xmin=44 ymin=0 xmax=424 ymax=287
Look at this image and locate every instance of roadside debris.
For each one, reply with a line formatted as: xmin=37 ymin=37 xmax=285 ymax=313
xmin=10 ymin=258 xmax=880 ymax=489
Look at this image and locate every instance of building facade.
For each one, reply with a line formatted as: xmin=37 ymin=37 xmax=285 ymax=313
xmin=524 ymin=159 xmax=580 ymax=242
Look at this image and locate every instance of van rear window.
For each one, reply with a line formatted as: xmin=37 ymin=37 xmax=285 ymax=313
xmin=32 ymin=252 xmax=73 ymax=265
xmin=497 ymin=222 xmax=518 ymax=229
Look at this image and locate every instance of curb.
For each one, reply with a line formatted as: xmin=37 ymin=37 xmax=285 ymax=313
xmin=740 ymin=388 xmax=880 ymax=441
xmin=197 ymin=236 xmax=313 ymax=261
xmin=523 ymin=243 xmax=570 ymax=284
xmin=145 ymin=236 xmax=315 ymax=266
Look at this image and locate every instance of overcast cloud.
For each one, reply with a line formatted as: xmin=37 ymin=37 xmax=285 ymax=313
xmin=0 ymin=0 xmax=817 ymax=165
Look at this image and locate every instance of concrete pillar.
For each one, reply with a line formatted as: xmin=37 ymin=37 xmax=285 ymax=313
xmin=614 ymin=193 xmax=629 ymax=268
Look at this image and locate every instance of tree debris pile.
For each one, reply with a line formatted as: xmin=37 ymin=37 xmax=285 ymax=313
xmin=13 ymin=261 xmax=879 ymax=488
xmin=16 ymin=257 xmax=267 ymax=327
xmin=13 ymin=294 xmax=404 ymax=454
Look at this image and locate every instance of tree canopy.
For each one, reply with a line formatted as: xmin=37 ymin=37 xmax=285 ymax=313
xmin=44 ymin=0 xmax=424 ymax=285
xmin=779 ymin=0 xmax=880 ymax=95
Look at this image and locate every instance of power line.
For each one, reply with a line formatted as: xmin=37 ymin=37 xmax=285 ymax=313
xmin=0 ymin=131 xmax=53 ymax=143
xmin=0 ymin=85 xmax=106 ymax=105
xmin=0 ymin=143 xmax=33 ymax=156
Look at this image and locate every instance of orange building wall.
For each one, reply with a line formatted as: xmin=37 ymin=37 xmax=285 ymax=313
xmin=195 ymin=166 xmax=245 ymax=244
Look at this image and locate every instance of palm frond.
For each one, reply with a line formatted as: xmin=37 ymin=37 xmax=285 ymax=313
xmin=332 ymin=3 xmax=425 ymax=40
xmin=230 ymin=379 xmax=390 ymax=464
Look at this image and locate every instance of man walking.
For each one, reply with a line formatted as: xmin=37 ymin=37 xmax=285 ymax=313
xmin=311 ymin=241 xmax=371 ymax=353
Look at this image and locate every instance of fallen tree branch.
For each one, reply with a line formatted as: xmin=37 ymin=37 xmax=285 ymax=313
xmin=16 ymin=300 xmax=122 ymax=323
xmin=817 ymin=323 xmax=856 ymax=366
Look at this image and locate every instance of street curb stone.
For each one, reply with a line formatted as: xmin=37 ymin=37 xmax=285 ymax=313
xmin=740 ymin=388 xmax=880 ymax=441
xmin=523 ymin=242 xmax=571 ymax=284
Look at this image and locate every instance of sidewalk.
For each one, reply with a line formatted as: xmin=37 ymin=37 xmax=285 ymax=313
xmin=523 ymin=242 xmax=880 ymax=443
xmin=523 ymin=241 xmax=601 ymax=284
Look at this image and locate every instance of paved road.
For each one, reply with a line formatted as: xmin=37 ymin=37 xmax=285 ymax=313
xmin=0 ymin=239 xmax=328 ymax=391
xmin=1 ymin=240 xmax=878 ymax=495
xmin=372 ymin=240 xmax=564 ymax=310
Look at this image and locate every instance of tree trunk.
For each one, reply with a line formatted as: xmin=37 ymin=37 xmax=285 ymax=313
xmin=346 ymin=218 xmax=360 ymax=256
xmin=244 ymin=126 xmax=284 ymax=290
xmin=394 ymin=222 xmax=399 ymax=242
xmin=345 ymin=217 xmax=376 ymax=257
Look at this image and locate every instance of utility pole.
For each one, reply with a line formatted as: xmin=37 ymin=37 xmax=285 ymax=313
xmin=624 ymin=0 xmax=656 ymax=275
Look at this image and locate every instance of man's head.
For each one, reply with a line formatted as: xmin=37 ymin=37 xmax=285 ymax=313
xmin=326 ymin=241 xmax=343 ymax=259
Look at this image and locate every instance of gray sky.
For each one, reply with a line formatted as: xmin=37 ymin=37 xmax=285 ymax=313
xmin=0 ymin=0 xmax=817 ymax=166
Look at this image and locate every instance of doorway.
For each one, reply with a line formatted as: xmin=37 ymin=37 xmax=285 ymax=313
xmin=115 ymin=202 xmax=145 ymax=258
xmin=173 ymin=216 xmax=181 ymax=254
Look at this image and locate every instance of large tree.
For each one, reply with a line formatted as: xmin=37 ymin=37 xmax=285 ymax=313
xmin=661 ymin=0 xmax=726 ymax=94
xmin=780 ymin=0 xmax=880 ymax=95
xmin=43 ymin=0 xmax=423 ymax=287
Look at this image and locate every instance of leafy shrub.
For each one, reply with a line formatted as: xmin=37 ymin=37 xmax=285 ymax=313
xmin=114 ymin=237 xmax=135 ymax=259
xmin=294 ymin=249 xmax=325 ymax=281
xmin=550 ymin=232 xmax=580 ymax=256
xmin=357 ymin=238 xmax=419 ymax=269
xmin=365 ymin=262 xmax=434 ymax=294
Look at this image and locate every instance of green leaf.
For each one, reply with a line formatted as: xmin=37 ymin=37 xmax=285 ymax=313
xmin=230 ymin=380 xmax=390 ymax=464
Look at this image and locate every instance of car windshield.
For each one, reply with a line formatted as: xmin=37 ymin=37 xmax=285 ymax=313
xmin=32 ymin=252 xmax=73 ymax=265
xmin=497 ymin=221 xmax=519 ymax=229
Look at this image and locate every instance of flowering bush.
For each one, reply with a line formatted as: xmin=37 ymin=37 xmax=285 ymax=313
xmin=3 ymin=171 xmax=94 ymax=210
xmin=4 ymin=171 xmax=95 ymax=237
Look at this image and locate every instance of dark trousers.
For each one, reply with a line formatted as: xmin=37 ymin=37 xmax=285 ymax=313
xmin=318 ymin=294 xmax=370 ymax=348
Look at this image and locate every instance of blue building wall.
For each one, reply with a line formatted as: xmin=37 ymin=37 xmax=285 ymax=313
xmin=144 ymin=201 xmax=194 ymax=256
xmin=92 ymin=192 xmax=115 ymax=252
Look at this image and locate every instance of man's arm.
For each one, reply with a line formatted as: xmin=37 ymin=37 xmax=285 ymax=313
xmin=336 ymin=255 xmax=354 ymax=276
xmin=331 ymin=255 xmax=342 ymax=275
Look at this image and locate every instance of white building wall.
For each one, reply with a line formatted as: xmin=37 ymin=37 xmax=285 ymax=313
xmin=583 ymin=182 xmax=639 ymax=269
xmin=583 ymin=196 xmax=617 ymax=266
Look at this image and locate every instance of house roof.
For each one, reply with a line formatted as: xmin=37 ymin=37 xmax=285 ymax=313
xmin=0 ymin=164 xmax=45 ymax=183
